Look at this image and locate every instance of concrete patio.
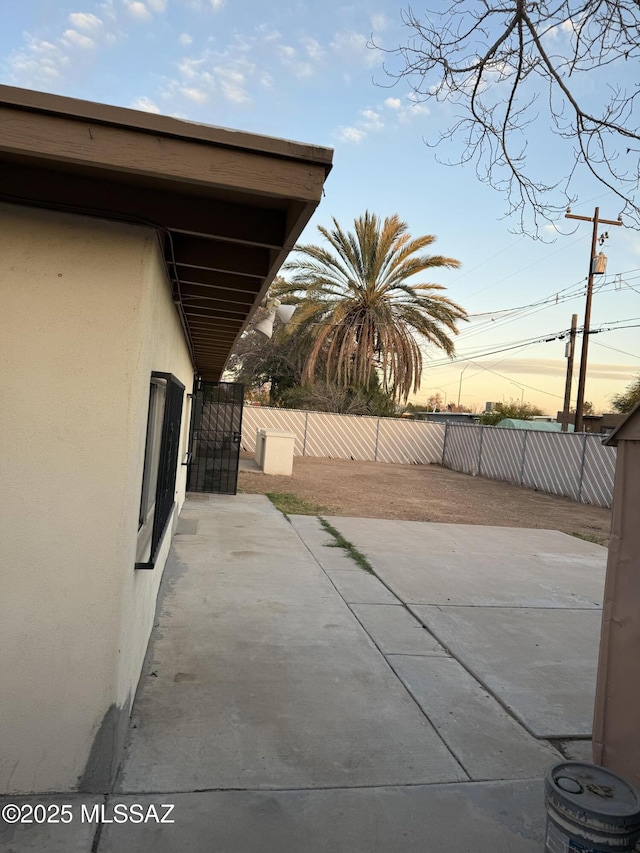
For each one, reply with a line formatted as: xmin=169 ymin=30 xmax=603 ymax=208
xmin=1 ymin=494 xmax=607 ymax=852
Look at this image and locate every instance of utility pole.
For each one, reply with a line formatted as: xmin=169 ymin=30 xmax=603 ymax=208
xmin=565 ymin=207 xmax=622 ymax=433
xmin=560 ymin=314 xmax=578 ymax=432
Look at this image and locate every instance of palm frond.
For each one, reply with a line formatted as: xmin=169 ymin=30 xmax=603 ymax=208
xmin=281 ymin=212 xmax=467 ymax=402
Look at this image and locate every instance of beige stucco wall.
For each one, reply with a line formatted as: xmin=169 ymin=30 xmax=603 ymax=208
xmin=0 ymin=202 xmax=193 ymax=793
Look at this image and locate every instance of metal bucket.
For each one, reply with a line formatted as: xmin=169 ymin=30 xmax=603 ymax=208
xmin=545 ymin=761 xmax=640 ymax=852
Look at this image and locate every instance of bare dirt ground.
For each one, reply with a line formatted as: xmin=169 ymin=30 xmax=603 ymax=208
xmin=238 ymin=456 xmax=612 ymax=545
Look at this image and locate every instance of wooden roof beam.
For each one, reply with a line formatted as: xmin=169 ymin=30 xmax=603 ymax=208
xmin=170 ymin=233 xmax=272 ymax=278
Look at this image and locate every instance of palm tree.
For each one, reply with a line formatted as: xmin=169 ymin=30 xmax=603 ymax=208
xmin=279 ymin=212 xmax=466 ymax=402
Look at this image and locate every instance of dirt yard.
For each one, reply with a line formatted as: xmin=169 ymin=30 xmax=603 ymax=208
xmin=238 ymin=456 xmax=612 ymax=545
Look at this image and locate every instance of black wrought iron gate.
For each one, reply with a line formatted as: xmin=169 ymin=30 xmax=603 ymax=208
xmin=187 ymin=381 xmax=244 ymax=495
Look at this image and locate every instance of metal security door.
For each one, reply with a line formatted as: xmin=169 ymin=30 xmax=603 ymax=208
xmin=187 ymin=381 xmax=244 ymax=495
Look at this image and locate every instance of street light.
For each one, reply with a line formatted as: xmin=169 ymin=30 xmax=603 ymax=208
xmin=457 ymin=363 xmax=473 ymax=407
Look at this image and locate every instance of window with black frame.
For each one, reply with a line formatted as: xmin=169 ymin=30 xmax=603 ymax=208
xmin=135 ymin=372 xmax=185 ymax=569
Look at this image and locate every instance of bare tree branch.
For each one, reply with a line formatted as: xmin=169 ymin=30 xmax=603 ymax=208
xmin=376 ymin=0 xmax=640 ymax=234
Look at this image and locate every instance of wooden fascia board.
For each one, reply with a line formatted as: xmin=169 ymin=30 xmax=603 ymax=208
xmin=0 ymin=85 xmax=333 ymax=170
xmin=0 ymin=106 xmax=328 ymax=203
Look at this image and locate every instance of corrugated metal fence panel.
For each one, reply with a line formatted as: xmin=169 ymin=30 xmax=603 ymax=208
xmin=241 ymin=407 xmax=307 ymax=455
xmin=442 ymin=423 xmax=482 ymax=475
xmin=522 ymin=431 xmax=584 ymax=501
xmin=581 ymin=436 xmax=616 ymax=507
xmin=377 ymin=418 xmax=445 ymax=464
xmin=201 ymin=402 xmax=236 ymax=434
xmin=479 ymin=427 xmax=527 ymax=485
xmin=240 ymin=408 xmax=616 ymax=507
xmin=304 ymin=411 xmax=378 ymax=461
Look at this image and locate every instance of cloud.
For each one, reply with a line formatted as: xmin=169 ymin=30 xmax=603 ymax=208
xmin=7 ymin=36 xmax=70 ymax=84
xmin=545 ymin=17 xmax=580 ymax=41
xmin=69 ymin=12 xmax=103 ymax=31
xmin=496 ymin=358 xmax=638 ymax=380
xmin=131 ymin=95 xmax=161 ymax=112
xmin=180 ymin=86 xmax=207 ymax=102
xmin=165 ymin=48 xmax=256 ymax=108
xmin=371 ymin=13 xmax=388 ymax=32
xmin=120 ymin=0 xmax=167 ymax=16
xmin=337 ymin=126 xmax=366 ymax=143
xmin=62 ymin=29 xmax=96 ymax=49
xmin=360 ymin=108 xmax=383 ymax=131
xmin=277 ymin=42 xmax=314 ymax=78
xmin=123 ymin=1 xmax=152 ymax=20
xmin=210 ymin=0 xmax=225 ymax=8
xmin=383 ymin=92 xmax=430 ymax=123
xmin=6 ymin=3 xmax=120 ymax=88
xmin=337 ymin=93 xmax=428 ymax=143
xmin=337 ymin=107 xmax=384 ymax=143
xmin=302 ymin=37 xmax=323 ymax=61
xmin=214 ymin=62 xmax=254 ymax=103
xmin=330 ymin=30 xmax=378 ymax=67
xmin=255 ymin=24 xmax=280 ymax=43
xmin=179 ymin=33 xmax=192 ymax=46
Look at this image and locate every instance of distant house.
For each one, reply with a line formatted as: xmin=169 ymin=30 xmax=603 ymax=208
xmin=0 ymin=85 xmax=332 ymax=793
xmin=412 ymin=411 xmax=481 ymax=425
xmin=584 ymin=414 xmax=625 ymax=435
xmin=496 ymin=418 xmax=575 ymax=432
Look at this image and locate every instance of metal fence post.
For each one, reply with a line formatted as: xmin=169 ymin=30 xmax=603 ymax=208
xmin=441 ymin=422 xmax=449 ymax=466
xmin=520 ymin=430 xmax=528 ymax=486
xmin=578 ymin=433 xmax=588 ymax=503
xmin=374 ymin=418 xmax=381 ymax=462
xmin=302 ymin=411 xmax=309 ymax=457
xmin=477 ymin=426 xmax=485 ymax=476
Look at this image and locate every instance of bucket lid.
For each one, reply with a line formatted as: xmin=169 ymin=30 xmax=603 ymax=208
xmin=546 ymin=762 xmax=640 ymax=829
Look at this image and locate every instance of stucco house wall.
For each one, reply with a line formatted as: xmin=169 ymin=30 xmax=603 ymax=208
xmin=0 ymin=202 xmax=193 ymax=793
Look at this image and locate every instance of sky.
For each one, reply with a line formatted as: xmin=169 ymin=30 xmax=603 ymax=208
xmin=2 ymin=0 xmax=639 ymax=415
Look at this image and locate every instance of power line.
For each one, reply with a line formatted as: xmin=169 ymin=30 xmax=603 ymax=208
xmin=423 ymin=321 xmax=640 ymax=369
xmin=456 ymin=275 xmax=637 ymax=342
xmin=591 ymin=340 xmax=640 ymax=360
xmin=458 ymin=267 xmax=640 ymax=339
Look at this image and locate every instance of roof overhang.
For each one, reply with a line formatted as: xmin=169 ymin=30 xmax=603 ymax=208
xmin=604 ymin=400 xmax=640 ymax=446
xmin=0 ymin=85 xmax=333 ymax=380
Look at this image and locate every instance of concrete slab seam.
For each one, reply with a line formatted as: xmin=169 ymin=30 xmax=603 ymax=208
xmin=110 ymin=778 xmax=516 ymax=796
xmin=405 ymin=602 xmax=552 ymax=742
xmin=90 ymin=795 xmax=107 ymax=853
xmin=323 ymin=517 xmax=594 ymax=743
xmin=288 ymin=516 xmax=471 ymax=782
xmin=399 ymin=603 xmax=600 ymax=610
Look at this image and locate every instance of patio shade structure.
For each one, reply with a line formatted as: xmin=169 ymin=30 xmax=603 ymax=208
xmin=0 ymin=85 xmax=333 ymax=379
